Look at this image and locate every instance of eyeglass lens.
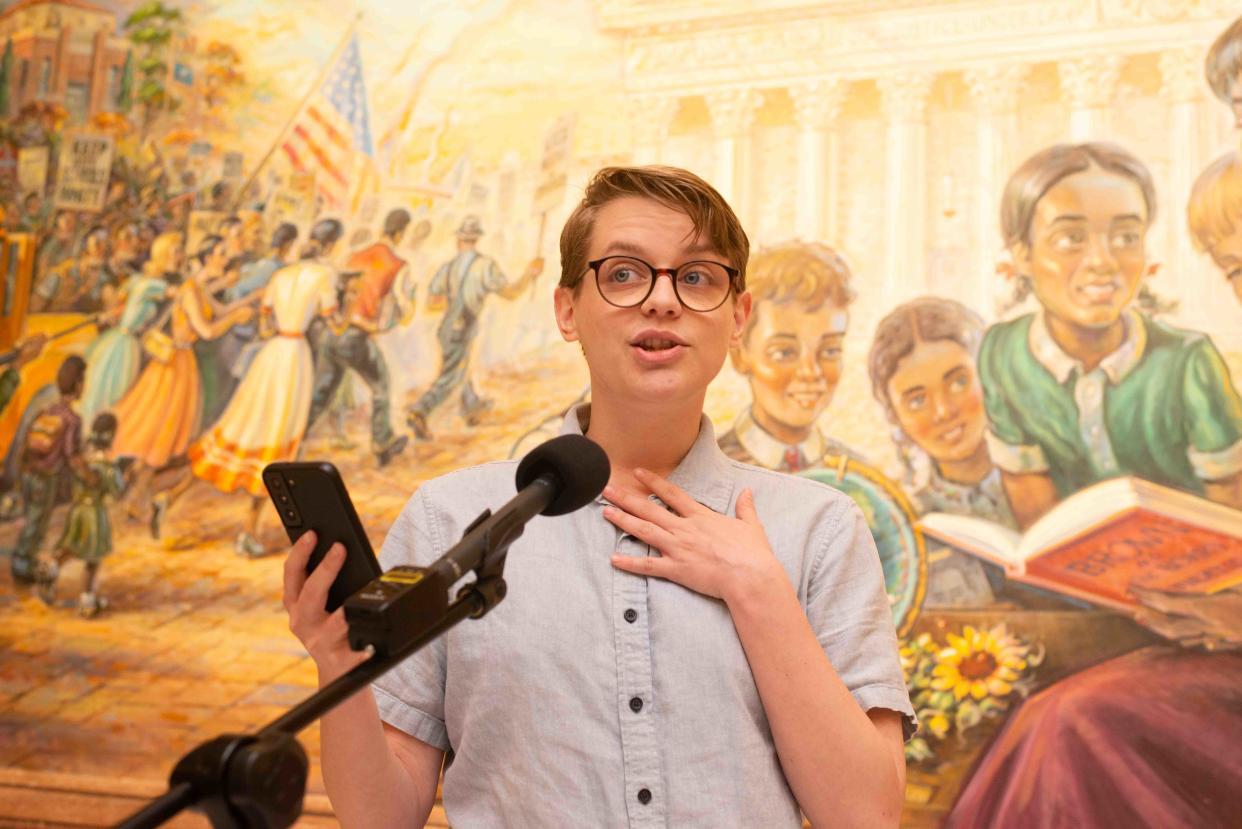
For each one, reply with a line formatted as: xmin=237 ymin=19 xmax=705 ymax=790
xmin=595 ymin=257 xmax=731 ymax=311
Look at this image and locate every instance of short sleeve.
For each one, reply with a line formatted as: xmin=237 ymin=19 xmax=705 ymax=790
xmin=316 ymin=268 xmax=338 ymax=316
xmin=482 ymin=258 xmax=508 ymax=293
xmin=428 ymin=262 xmax=450 ymax=298
xmin=804 ymin=496 xmax=918 ymax=741
xmin=1182 ymin=337 xmax=1242 ymax=481
xmin=980 ymin=326 xmax=1050 ymax=474
xmin=371 ymin=488 xmax=452 ymax=752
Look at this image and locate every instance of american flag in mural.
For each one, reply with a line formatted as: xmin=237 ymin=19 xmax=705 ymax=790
xmin=281 ymin=33 xmax=374 ymax=211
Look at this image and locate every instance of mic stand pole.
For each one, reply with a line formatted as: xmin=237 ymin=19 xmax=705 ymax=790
xmin=115 ymin=508 xmax=513 ymax=829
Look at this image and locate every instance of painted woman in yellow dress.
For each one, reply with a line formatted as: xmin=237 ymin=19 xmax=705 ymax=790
xmin=182 ymin=219 xmax=343 ymax=556
xmin=110 ymin=232 xmax=255 ymax=515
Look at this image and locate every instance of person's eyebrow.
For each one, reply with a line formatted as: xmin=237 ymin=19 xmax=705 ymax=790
xmin=1110 ymin=214 xmax=1145 ymax=224
xmin=943 ymin=364 xmax=970 ymax=381
xmin=600 ymin=240 xmax=648 ymax=257
xmin=600 ymin=238 xmax=724 ymax=261
xmin=900 ymin=384 xmax=927 ymax=396
xmin=1046 ymin=215 xmax=1087 ymax=227
xmin=683 ymin=240 xmax=721 ymax=257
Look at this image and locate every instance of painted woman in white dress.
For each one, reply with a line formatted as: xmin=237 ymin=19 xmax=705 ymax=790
xmin=160 ymin=220 xmax=344 ymax=556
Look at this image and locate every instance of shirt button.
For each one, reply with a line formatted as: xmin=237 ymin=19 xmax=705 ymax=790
xmin=629 ymin=696 xmax=643 ymax=713
xmin=637 ymin=788 xmax=652 ymax=805
xmin=624 ymin=608 xmax=638 ymax=623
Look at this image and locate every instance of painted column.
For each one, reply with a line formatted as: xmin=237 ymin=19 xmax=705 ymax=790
xmin=965 ymin=65 xmax=1027 ymax=316
xmin=1059 ymin=55 xmax=1123 ymax=140
xmin=1159 ymin=46 xmax=1213 ymax=328
xmin=628 ymin=94 xmax=681 ymax=167
xmin=878 ymin=72 xmax=935 ymax=302
xmin=705 ymin=88 xmax=763 ymax=224
xmin=789 ymin=79 xmax=847 ymax=243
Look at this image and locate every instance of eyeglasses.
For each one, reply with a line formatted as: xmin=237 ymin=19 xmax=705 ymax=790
xmin=586 ymin=256 xmax=738 ymax=312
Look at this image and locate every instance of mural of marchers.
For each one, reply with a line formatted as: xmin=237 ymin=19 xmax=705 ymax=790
xmin=0 ymin=0 xmax=1240 ymax=825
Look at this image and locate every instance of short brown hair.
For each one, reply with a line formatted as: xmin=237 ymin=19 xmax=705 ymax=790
xmin=1207 ymin=16 xmax=1242 ymax=104
xmin=1188 ymin=151 xmax=1242 ymax=254
xmin=1000 ymin=142 xmax=1156 ymax=249
xmin=559 ymin=165 xmax=750 ymax=293
xmin=742 ymin=242 xmax=854 ymax=342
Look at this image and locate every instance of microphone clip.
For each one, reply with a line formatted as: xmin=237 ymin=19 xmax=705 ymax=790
xmin=455 ymin=507 xmax=511 ymax=619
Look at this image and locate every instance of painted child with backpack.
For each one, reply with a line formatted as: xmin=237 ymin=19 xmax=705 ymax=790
xmin=36 ymin=412 xmax=125 ymax=617
xmin=9 ymin=356 xmax=86 ymax=585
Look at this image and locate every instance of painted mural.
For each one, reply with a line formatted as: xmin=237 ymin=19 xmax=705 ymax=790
xmin=0 ymin=0 xmax=1241 ymax=825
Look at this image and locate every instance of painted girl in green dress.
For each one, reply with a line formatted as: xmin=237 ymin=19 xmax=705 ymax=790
xmin=36 ymin=413 xmax=126 ymax=618
xmin=981 ymin=142 xmax=1242 ymax=530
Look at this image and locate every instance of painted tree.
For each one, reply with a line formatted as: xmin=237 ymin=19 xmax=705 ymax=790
xmin=123 ymin=1 xmax=183 ymax=139
xmin=117 ymin=50 xmax=134 ymax=113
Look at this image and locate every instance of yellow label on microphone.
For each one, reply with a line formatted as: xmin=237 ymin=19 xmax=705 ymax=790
xmin=381 ymin=568 xmax=425 ymax=585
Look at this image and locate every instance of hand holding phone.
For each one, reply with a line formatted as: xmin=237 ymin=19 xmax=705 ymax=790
xmin=264 ymin=462 xmax=381 ymax=613
xmin=282 ymin=531 xmax=370 ymax=678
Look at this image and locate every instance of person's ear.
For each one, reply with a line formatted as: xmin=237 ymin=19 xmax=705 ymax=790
xmin=731 ymin=291 xmax=752 ymax=349
xmin=998 ymin=244 xmax=1029 ymax=280
xmin=730 ymin=295 xmax=753 ymax=375
xmin=553 ymin=285 xmax=579 ymax=343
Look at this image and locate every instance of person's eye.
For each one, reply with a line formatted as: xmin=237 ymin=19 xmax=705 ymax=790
xmin=905 ymin=393 xmax=927 ymax=411
xmin=766 ymin=345 xmax=798 ymax=362
xmin=1111 ymin=230 xmax=1142 ymax=248
xmin=949 ymin=373 xmax=970 ymax=392
xmin=818 ymin=345 xmax=843 ymax=361
xmin=679 ymin=268 xmax=711 ymax=286
xmin=1051 ymin=229 xmax=1086 ymax=252
xmin=605 ymin=264 xmax=644 ymax=284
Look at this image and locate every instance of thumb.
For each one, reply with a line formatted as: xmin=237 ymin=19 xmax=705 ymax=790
xmin=735 ymin=488 xmax=761 ymax=526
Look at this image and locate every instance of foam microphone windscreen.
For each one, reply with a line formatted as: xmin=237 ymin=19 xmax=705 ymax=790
xmin=514 ymin=434 xmax=611 ymax=516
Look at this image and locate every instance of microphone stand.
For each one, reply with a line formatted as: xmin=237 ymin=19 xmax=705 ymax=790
xmin=115 ymin=508 xmax=514 ymax=829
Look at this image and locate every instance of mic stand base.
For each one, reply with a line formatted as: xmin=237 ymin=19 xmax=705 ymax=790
xmin=167 ymin=734 xmax=307 ymax=828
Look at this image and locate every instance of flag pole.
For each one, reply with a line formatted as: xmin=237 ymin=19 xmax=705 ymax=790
xmin=230 ymin=13 xmax=362 ymax=212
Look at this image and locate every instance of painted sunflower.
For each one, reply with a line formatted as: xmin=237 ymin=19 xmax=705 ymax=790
xmin=930 ymin=624 xmax=1029 ymax=701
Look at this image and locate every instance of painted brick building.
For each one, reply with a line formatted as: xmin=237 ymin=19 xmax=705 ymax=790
xmin=0 ymin=0 xmax=129 ymax=121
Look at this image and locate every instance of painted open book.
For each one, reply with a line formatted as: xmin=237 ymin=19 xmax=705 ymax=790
xmin=918 ymin=477 xmax=1242 ymax=612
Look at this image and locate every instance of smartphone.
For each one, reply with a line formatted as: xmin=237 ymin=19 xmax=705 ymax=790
xmin=263 ymin=461 xmax=381 ymax=612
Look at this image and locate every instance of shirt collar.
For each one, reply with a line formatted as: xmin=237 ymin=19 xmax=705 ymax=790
xmin=559 ymin=403 xmax=735 ymax=514
xmin=731 ymin=407 xmax=824 ymax=471
xmin=1027 ymin=308 xmax=1147 ymax=384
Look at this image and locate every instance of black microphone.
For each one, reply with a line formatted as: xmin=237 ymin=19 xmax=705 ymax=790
xmin=426 ymin=433 xmax=611 ymax=584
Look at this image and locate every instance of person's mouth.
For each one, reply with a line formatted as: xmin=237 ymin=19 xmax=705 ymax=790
xmin=629 ymin=330 xmax=687 ymax=363
xmin=1076 ymin=281 xmax=1121 ymax=304
xmin=938 ymin=423 xmax=966 ymax=444
xmin=786 ymin=388 xmax=826 ymax=409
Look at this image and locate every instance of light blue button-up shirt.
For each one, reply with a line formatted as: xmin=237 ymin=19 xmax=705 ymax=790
xmin=373 ymin=406 xmax=915 ymax=827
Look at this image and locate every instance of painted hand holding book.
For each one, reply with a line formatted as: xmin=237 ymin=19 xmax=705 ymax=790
xmin=918 ymin=477 xmax=1242 ymax=612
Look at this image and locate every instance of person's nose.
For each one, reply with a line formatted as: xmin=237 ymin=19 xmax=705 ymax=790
xmin=1084 ymin=231 xmax=1118 ymax=274
xmin=795 ymin=347 xmax=822 ymax=381
xmin=932 ymin=390 xmax=958 ymax=423
xmin=640 ymin=272 xmax=683 ymax=318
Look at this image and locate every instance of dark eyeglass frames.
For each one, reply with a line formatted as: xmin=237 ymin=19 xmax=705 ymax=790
xmin=585 ymin=255 xmax=738 ymax=312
